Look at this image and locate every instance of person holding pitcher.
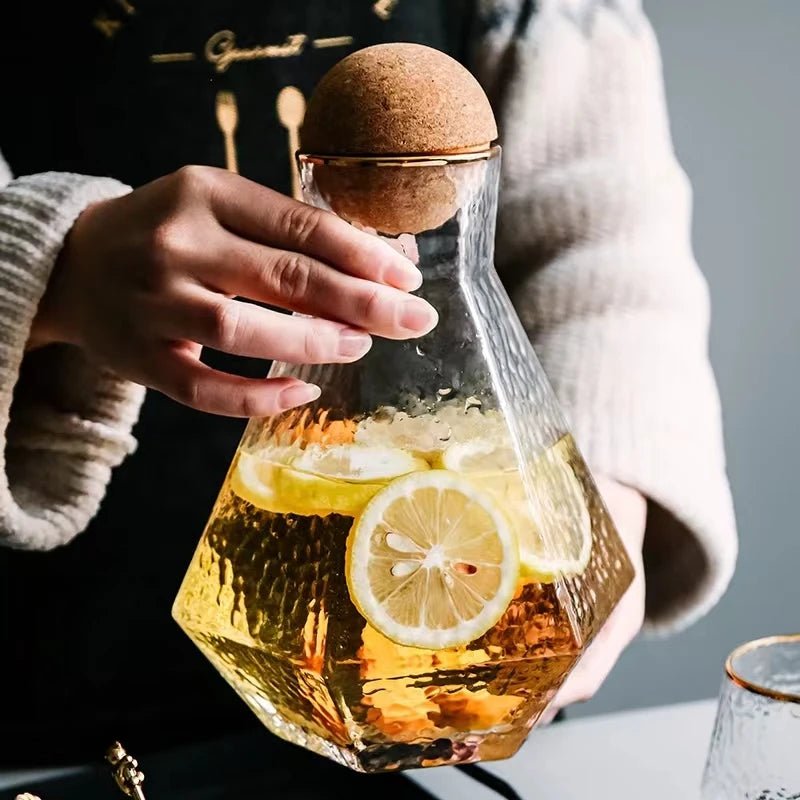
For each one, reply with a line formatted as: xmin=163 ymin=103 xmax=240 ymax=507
xmin=0 ymin=0 xmax=735 ymax=779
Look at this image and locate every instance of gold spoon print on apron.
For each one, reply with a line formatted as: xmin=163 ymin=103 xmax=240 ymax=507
xmin=276 ymin=86 xmax=306 ymax=200
xmin=215 ymin=91 xmax=240 ymax=173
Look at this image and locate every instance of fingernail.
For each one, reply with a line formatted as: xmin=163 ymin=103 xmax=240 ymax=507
xmin=338 ymin=328 xmax=372 ymax=358
xmin=399 ymin=298 xmax=438 ymax=334
xmin=389 ymin=261 xmax=423 ymax=292
xmin=279 ymin=383 xmax=321 ymax=410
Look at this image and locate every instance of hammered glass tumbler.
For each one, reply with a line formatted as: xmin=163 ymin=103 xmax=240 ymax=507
xmin=702 ymin=634 xmax=800 ymax=799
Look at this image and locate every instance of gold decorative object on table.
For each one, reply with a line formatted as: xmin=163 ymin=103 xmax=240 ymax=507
xmin=172 ymin=43 xmax=634 ymax=773
xmin=13 ymin=743 xmax=146 ymax=800
xmin=106 ymin=741 xmax=146 ymax=800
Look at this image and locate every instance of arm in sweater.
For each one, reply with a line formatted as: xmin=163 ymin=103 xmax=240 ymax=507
xmin=0 ymin=154 xmax=145 ymax=550
xmin=0 ymin=157 xmax=433 ymax=550
xmin=474 ymin=0 xmax=737 ymax=633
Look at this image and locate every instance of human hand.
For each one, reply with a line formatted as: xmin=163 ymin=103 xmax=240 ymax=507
xmin=540 ymin=476 xmax=647 ymax=723
xmin=32 ymin=166 xmax=436 ymax=416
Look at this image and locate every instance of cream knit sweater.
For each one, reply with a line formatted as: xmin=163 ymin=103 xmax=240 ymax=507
xmin=0 ymin=0 xmax=736 ymax=634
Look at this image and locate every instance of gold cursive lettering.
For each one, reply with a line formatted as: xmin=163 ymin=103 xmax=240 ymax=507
xmin=373 ymin=0 xmax=398 ymax=21
xmin=93 ymin=12 xmax=122 ymax=38
xmin=114 ymin=0 xmax=136 ymax=15
xmin=205 ymin=30 xmax=308 ymax=74
xmin=92 ymin=0 xmax=136 ymax=38
xmin=312 ymin=35 xmax=354 ymax=49
xmin=150 ymin=52 xmax=197 ymax=63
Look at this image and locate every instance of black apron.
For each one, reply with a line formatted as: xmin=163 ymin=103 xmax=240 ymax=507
xmin=0 ymin=0 xmax=476 ymax=768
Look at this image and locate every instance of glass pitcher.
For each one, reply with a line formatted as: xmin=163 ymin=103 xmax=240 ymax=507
xmin=172 ymin=146 xmax=634 ymax=773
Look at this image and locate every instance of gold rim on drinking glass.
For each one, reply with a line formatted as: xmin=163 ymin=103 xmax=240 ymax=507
xmin=297 ymin=145 xmax=499 ymax=168
xmin=725 ymin=633 xmax=800 ymax=704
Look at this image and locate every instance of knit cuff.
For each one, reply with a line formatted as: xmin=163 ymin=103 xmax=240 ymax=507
xmin=529 ymin=309 xmax=737 ymax=635
xmin=0 ymin=172 xmax=145 ymax=550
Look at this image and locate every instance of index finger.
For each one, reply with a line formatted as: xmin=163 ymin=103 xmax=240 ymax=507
xmin=209 ymin=171 xmax=422 ymax=291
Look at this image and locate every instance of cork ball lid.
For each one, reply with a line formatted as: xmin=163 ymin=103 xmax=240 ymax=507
xmin=300 ymin=43 xmax=497 ymax=155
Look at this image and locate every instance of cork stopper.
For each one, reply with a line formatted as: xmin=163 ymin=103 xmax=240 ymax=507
xmin=300 ymin=44 xmax=498 ymax=235
xmin=301 ymin=43 xmax=497 ymax=155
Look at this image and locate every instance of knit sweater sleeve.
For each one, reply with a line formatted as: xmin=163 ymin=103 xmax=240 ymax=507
xmin=0 ymin=155 xmax=145 ymax=550
xmin=473 ymin=0 xmax=737 ymax=633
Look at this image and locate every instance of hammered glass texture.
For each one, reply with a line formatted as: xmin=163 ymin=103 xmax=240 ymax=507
xmin=173 ymin=150 xmax=635 ymax=771
xmin=703 ymin=638 xmax=800 ymax=799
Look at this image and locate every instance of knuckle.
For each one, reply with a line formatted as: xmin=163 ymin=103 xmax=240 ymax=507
xmin=280 ymin=203 xmax=321 ymax=247
xmin=300 ymin=325 xmax=328 ymax=363
xmin=237 ymin=390 xmax=267 ymax=419
xmin=149 ymin=219 xmax=182 ymax=257
xmin=205 ymin=300 xmax=242 ymax=351
xmin=357 ymin=286 xmax=384 ymax=325
xmin=334 ymin=229 xmax=368 ymax=268
xmin=173 ymin=164 xmax=216 ymax=197
xmin=171 ymin=371 xmax=203 ymax=410
xmin=269 ymin=253 xmax=311 ymax=303
xmin=144 ymin=220 xmax=190 ymax=287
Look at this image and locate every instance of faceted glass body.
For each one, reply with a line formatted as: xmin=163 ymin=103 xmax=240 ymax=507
xmin=173 ymin=148 xmax=634 ymax=772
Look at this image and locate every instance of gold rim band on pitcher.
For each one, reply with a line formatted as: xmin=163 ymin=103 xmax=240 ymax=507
xmin=297 ymin=144 xmax=499 ymax=168
xmin=725 ymin=633 xmax=800 ymax=704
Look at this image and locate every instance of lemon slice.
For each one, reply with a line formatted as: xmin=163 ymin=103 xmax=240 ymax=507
xmin=437 ymin=438 xmax=525 ymax=503
xmin=282 ymin=444 xmax=429 ymax=516
xmin=231 ymin=445 xmax=428 ymax=517
xmin=346 ymin=471 xmax=519 ymax=650
xmin=438 ymin=438 xmax=516 ymax=473
xmin=230 ymin=450 xmax=293 ymax=514
xmin=274 ymin=469 xmax=385 ymax=517
xmin=290 ymin=444 xmax=427 ymax=483
xmin=512 ymin=448 xmax=592 ymax=582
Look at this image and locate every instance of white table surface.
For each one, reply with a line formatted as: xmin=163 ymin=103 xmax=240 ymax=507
xmin=410 ymin=699 xmax=717 ymax=800
xmin=0 ymin=700 xmax=717 ymax=798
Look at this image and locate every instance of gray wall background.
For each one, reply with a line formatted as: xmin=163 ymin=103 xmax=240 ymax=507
xmin=575 ymin=0 xmax=800 ymax=717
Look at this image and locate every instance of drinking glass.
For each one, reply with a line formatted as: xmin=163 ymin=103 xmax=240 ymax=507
xmin=703 ymin=634 xmax=800 ymax=798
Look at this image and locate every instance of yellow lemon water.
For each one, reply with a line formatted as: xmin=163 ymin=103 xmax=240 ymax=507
xmin=173 ymin=408 xmax=632 ymax=772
